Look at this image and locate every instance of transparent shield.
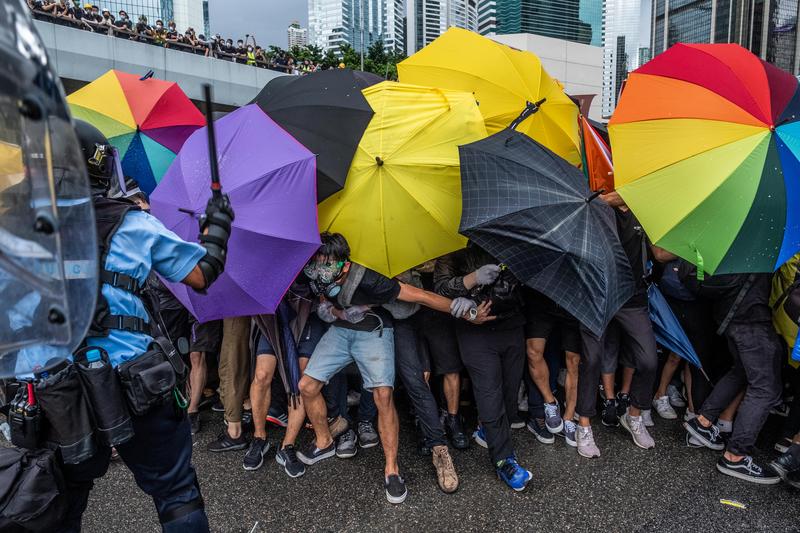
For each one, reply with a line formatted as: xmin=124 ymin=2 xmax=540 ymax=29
xmin=0 ymin=93 xmax=97 ymax=377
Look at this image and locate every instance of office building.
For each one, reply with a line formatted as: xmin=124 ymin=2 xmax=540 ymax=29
xmin=603 ymin=0 xmax=651 ymax=117
xmin=171 ymin=0 xmax=206 ymax=33
xmin=406 ymin=0 xmax=479 ymax=54
xmin=309 ymin=0 xmax=405 ymax=55
xmin=652 ymin=0 xmax=800 ymax=75
xmin=477 ymin=0 xmax=603 ymax=47
xmin=288 ymin=21 xmax=310 ymax=48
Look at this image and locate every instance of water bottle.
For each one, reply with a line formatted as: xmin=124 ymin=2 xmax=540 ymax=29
xmin=87 ymin=349 xmax=105 ymax=369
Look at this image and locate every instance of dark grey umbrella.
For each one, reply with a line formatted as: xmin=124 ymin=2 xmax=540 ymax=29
xmin=458 ymin=128 xmax=634 ymax=336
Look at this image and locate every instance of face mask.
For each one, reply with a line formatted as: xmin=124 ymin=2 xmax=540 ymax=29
xmin=247 ymin=47 xmax=253 ymax=52
xmin=156 ymin=24 xmax=163 ymax=29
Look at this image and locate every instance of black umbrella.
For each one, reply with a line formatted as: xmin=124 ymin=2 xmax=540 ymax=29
xmin=458 ymin=128 xmax=635 ymax=336
xmin=251 ymin=69 xmax=382 ymax=201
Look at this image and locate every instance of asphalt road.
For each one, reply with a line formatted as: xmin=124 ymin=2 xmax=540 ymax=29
xmin=81 ymin=400 xmax=799 ymax=533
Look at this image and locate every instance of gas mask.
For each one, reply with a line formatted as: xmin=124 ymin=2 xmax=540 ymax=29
xmin=304 ymin=260 xmax=346 ymax=298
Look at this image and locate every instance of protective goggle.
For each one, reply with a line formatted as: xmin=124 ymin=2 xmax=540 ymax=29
xmin=303 ymin=260 xmax=345 ymax=285
xmin=87 ymin=143 xmax=114 ymax=176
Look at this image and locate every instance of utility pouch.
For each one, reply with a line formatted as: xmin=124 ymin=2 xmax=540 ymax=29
xmin=73 ymin=347 xmax=135 ymax=447
xmin=8 ymin=383 xmax=41 ymax=451
xmin=34 ymin=365 xmax=96 ymax=465
xmin=0 ymin=447 xmax=67 ymax=532
xmin=117 ymin=346 xmax=176 ymax=416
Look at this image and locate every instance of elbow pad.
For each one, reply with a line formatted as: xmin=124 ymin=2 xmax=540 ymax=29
xmin=196 ymin=195 xmax=234 ymax=290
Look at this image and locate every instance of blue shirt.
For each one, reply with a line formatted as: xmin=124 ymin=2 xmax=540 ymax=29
xmin=85 ymin=210 xmax=205 ymax=367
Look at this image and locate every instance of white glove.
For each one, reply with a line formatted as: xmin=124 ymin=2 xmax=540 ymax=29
xmin=450 ymin=297 xmax=476 ymax=319
xmin=317 ymin=301 xmax=337 ymax=323
xmin=474 ymin=264 xmax=501 ymax=286
xmin=343 ymin=305 xmax=370 ymax=324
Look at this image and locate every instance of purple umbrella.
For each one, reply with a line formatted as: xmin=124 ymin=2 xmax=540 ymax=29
xmin=150 ymin=104 xmax=320 ymax=322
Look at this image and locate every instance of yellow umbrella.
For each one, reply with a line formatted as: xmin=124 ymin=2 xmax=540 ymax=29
xmin=398 ymin=27 xmax=581 ymax=166
xmin=318 ymin=81 xmax=487 ymax=277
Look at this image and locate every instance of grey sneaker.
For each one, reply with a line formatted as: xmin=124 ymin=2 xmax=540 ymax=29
xmin=652 ymin=396 xmax=678 ymax=420
xmin=543 ymin=401 xmax=563 ymax=434
xmin=667 ymin=384 xmax=686 ymax=408
xmin=621 ymin=413 xmax=655 ymax=449
xmin=642 ymin=409 xmax=655 ymax=427
xmin=336 ymin=429 xmax=358 ymax=459
xmin=357 ymin=420 xmax=379 ymax=448
xmin=576 ymin=425 xmax=600 ymax=458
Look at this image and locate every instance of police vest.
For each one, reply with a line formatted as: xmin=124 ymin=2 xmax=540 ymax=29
xmin=87 ymin=196 xmax=148 ymax=337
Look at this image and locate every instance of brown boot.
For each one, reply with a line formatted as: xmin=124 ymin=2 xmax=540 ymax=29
xmin=432 ymin=445 xmax=459 ymax=493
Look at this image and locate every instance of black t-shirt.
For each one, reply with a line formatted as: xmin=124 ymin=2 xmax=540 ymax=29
xmin=709 ymin=273 xmax=773 ymax=326
xmin=615 ymin=208 xmax=648 ymax=307
xmin=325 ymin=266 xmax=401 ymax=332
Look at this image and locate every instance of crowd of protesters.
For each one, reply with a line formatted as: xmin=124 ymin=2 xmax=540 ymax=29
xmin=26 ymin=1 xmax=324 ymax=74
xmin=112 ymin=181 xmax=800 ymax=505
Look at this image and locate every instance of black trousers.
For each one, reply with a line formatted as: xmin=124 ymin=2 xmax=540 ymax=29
xmin=456 ymin=325 xmax=525 ymax=464
xmin=578 ymin=305 xmax=658 ymax=417
xmin=699 ymin=321 xmax=782 ymax=456
xmin=394 ymin=319 xmax=447 ymax=447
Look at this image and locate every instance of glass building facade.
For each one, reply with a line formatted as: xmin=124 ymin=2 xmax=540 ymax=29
xmin=478 ymin=0 xmax=603 ymax=47
xmin=309 ymin=0 xmax=406 ymax=55
xmin=407 ymin=0 xmax=478 ymax=54
xmin=603 ymin=0 xmax=651 ymax=116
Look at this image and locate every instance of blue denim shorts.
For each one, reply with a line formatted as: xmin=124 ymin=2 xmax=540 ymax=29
xmin=303 ymin=325 xmax=395 ymax=390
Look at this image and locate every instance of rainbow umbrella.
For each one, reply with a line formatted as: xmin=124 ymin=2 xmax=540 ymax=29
xmin=67 ymin=70 xmax=205 ymax=195
xmin=610 ymin=43 xmax=800 ymax=275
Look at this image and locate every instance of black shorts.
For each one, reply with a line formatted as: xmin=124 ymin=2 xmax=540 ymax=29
xmin=416 ymin=310 xmax=461 ymax=375
xmin=256 ymin=315 xmax=328 ymax=358
xmin=524 ymin=309 xmax=582 ymax=354
xmin=190 ymin=319 xmax=222 ymax=354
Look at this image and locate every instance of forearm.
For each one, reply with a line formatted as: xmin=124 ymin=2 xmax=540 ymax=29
xmin=398 ymin=283 xmax=452 ymax=314
xmin=181 ymin=264 xmax=206 ymax=289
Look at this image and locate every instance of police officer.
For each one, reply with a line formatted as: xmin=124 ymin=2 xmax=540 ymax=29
xmin=55 ymin=120 xmax=233 ymax=532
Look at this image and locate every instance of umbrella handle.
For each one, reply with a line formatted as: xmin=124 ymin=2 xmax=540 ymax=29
xmin=202 ymin=84 xmax=223 ymax=199
xmin=509 ymin=98 xmax=547 ymax=130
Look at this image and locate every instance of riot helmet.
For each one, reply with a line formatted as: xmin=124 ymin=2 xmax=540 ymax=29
xmin=74 ymin=118 xmax=123 ymax=194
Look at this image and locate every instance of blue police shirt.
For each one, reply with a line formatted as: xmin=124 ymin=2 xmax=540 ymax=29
xmin=85 ymin=210 xmax=205 ymax=367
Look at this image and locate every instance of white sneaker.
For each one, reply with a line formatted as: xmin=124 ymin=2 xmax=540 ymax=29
xmin=667 ymin=384 xmax=686 ymax=408
xmin=620 ymin=413 xmax=655 ymax=449
xmin=640 ymin=409 xmax=655 ymax=427
xmin=652 ymin=396 xmax=678 ymax=420
xmin=576 ymin=425 xmax=600 ymax=458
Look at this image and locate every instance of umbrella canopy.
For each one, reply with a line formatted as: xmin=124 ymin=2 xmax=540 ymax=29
xmin=610 ymin=43 xmax=800 ymax=275
xmin=580 ymin=115 xmax=614 ymax=193
xmin=647 ymin=284 xmax=703 ymax=370
xmin=150 ymin=104 xmax=320 ymax=322
xmin=68 ymin=70 xmax=205 ymax=195
xmin=251 ymin=69 xmax=381 ymax=202
xmin=318 ymin=81 xmax=487 ymax=278
xmin=459 ymin=128 xmax=634 ymax=336
xmin=398 ymin=27 xmax=581 ymax=166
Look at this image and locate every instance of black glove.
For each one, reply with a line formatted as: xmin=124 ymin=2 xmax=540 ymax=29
xmin=195 ymin=193 xmax=234 ymax=291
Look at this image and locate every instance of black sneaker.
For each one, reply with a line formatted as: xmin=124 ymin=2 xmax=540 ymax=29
xmin=683 ymin=418 xmax=725 ymax=451
xmin=526 ymin=417 xmax=554 ymax=444
xmin=275 ymin=445 xmax=306 ymax=478
xmin=357 ymin=420 xmax=379 ymax=448
xmin=243 ymin=438 xmax=270 ymax=471
xmin=198 ymin=392 xmax=219 ymax=411
xmin=211 ymin=399 xmax=225 ymax=413
xmin=769 ymin=450 xmax=800 ymax=480
xmin=615 ymin=392 xmax=630 ymax=418
xmin=336 ymin=429 xmax=358 ymax=459
xmin=384 ymin=474 xmax=408 ymax=504
xmin=241 ymin=409 xmax=254 ymax=433
xmin=601 ymin=398 xmax=619 ymax=427
xmin=207 ymin=429 xmax=248 ymax=453
xmin=297 ymin=440 xmax=335 ymax=465
xmin=188 ymin=412 xmax=200 ymax=435
xmin=445 ymin=413 xmax=469 ymax=450
xmin=787 ymin=469 xmax=800 ymax=489
xmin=716 ymin=455 xmax=781 ymax=485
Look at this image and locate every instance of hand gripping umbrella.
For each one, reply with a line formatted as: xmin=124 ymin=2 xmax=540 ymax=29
xmin=458 ymin=124 xmax=634 ymax=336
xmin=251 ymin=69 xmax=382 ymax=202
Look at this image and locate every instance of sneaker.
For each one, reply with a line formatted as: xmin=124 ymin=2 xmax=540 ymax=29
xmin=242 ymin=438 xmax=270 ymax=471
xmin=683 ymin=418 xmax=725 ymax=451
xmin=683 ymin=410 xmax=697 ymax=422
xmin=561 ymin=420 xmax=577 ymax=447
xmin=652 ymin=396 xmax=678 ymax=420
xmin=615 ymin=392 xmax=630 ymax=417
xmin=787 ymin=469 xmax=800 ymax=489
xmin=384 ymin=474 xmax=408 ymax=504
xmin=641 ymin=409 xmax=655 ymax=427
xmin=496 ymin=456 xmax=532 ymax=492
xmin=473 ymin=425 xmax=488 ymax=448
xmin=198 ymin=391 xmax=218 ymax=411
xmin=716 ymin=455 xmax=780 ymax=485
xmin=601 ymin=398 xmax=619 ymax=427
xmin=770 ymin=402 xmax=791 ymax=417
xmin=444 ymin=413 xmax=470 ymax=450
xmin=667 ymin=384 xmax=686 ymax=408
xmin=769 ymin=449 xmax=800 ymax=480
xmin=357 ymin=420 xmax=379 ymax=448
xmin=576 ymin=425 xmax=600 ymax=458
xmin=774 ymin=437 xmax=793 ymax=454
xmin=275 ymin=445 xmax=306 ymax=478
xmin=432 ymin=446 xmax=459 ymax=494
xmin=335 ymin=429 xmax=358 ymax=459
xmin=347 ymin=390 xmax=361 ymax=408
xmin=266 ymin=407 xmax=288 ymax=428
xmin=211 ymin=398 xmax=224 ymax=412
xmin=527 ymin=417 xmax=554 ymax=445
xmin=207 ymin=429 xmax=248 ymax=453
xmin=328 ymin=415 xmax=349 ymax=440
xmin=685 ymin=433 xmax=704 ymax=448
xmin=188 ymin=412 xmax=201 ymax=435
xmin=543 ymin=401 xmax=563 ymax=433
xmin=620 ymin=413 xmax=655 ymax=449
xmin=297 ymin=440 xmax=335 ymax=465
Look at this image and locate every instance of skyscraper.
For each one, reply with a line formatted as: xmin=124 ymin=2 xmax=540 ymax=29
xmin=171 ymin=0 xmax=205 ymax=33
xmin=477 ymin=0 xmax=603 ymax=47
xmin=406 ymin=0 xmax=478 ymax=54
xmin=288 ymin=21 xmax=310 ymax=48
xmin=309 ymin=0 xmax=406 ymax=54
xmin=602 ymin=0 xmax=651 ymax=117
xmin=652 ymin=0 xmax=800 ymax=75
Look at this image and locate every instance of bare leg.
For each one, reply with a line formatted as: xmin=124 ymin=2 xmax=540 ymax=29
xmin=655 ymin=353 xmax=681 ymax=398
xmin=602 ymin=373 xmax=616 ymax=400
xmin=373 ymin=386 xmax=400 ymax=477
xmin=282 ymin=358 xmax=309 ymax=448
xmin=299 ymin=375 xmax=332 ymax=448
xmin=187 ymin=351 xmax=206 ymax=414
xmin=621 ymin=366 xmax=635 ymax=395
xmin=443 ymin=372 xmax=461 ymax=415
xmin=249 ymin=354 xmax=276 ymax=440
xmin=526 ymin=338 xmax=556 ymax=404
xmin=563 ymin=351 xmax=580 ymax=421
xmin=684 ymin=364 xmax=694 ymax=413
